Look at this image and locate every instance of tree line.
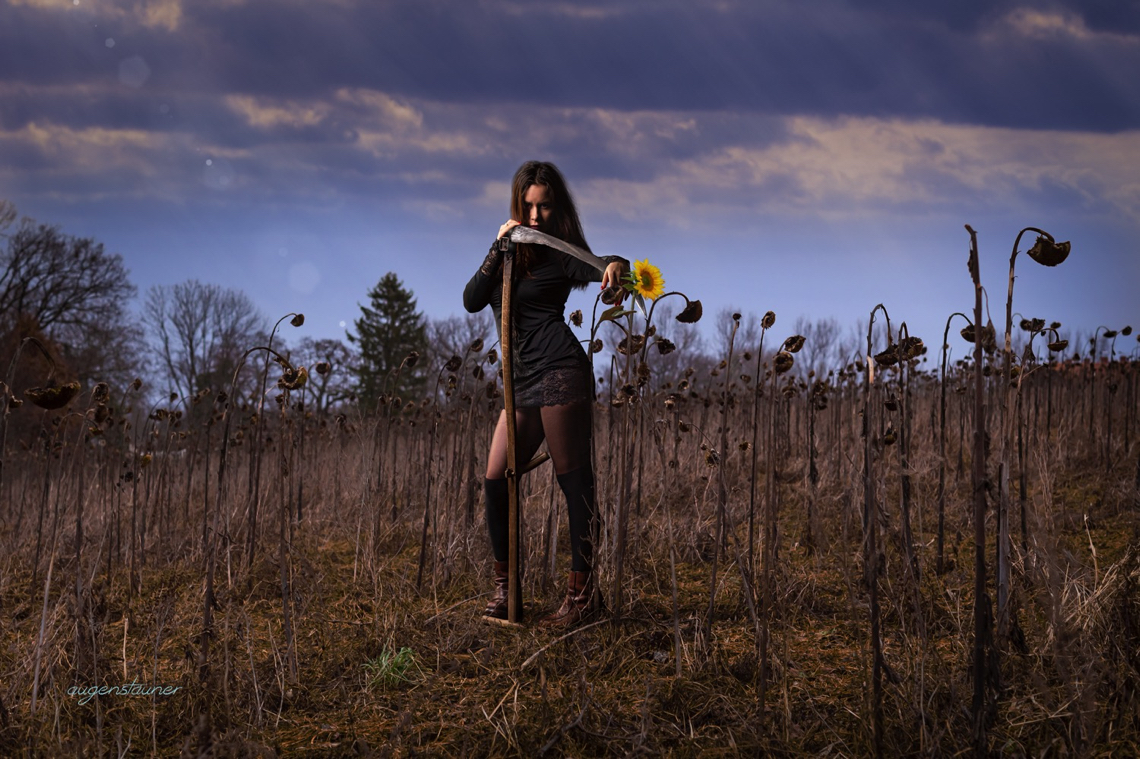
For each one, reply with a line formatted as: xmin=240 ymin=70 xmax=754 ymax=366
xmin=0 ymin=202 xmax=497 ymax=425
xmin=5 ymin=201 xmax=1107 ymax=431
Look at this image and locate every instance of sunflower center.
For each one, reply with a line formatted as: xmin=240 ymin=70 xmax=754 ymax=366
xmin=640 ymin=271 xmax=654 ymax=289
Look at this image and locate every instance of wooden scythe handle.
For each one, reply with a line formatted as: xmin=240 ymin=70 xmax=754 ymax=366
xmin=500 ymin=245 xmax=524 ymax=624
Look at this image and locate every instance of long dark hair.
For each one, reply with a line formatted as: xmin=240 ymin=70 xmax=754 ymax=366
xmin=509 ymin=161 xmax=593 ymax=285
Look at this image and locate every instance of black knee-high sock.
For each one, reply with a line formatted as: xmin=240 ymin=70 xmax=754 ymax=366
xmin=557 ymin=466 xmax=597 ymax=572
xmin=484 ymin=477 xmax=509 ymax=563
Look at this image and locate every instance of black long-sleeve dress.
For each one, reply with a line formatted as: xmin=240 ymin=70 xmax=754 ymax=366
xmin=464 ymin=242 xmax=628 ymax=408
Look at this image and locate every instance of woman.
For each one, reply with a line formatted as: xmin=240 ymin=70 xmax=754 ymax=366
xmin=463 ymin=161 xmax=628 ymax=627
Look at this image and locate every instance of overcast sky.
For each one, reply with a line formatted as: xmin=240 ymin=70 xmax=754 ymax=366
xmin=2 ymin=0 xmax=1138 ymax=364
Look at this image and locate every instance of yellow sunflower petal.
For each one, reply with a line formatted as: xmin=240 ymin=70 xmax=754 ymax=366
xmin=632 ymin=259 xmax=665 ymax=300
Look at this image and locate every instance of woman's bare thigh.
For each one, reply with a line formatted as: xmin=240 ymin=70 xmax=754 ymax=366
xmin=485 ymin=407 xmax=546 ymax=480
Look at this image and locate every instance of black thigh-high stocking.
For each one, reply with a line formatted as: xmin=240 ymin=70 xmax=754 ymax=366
xmin=540 ymin=400 xmax=597 ymax=572
xmin=557 ymin=466 xmax=597 ymax=572
xmin=484 ymin=477 xmax=509 ymax=563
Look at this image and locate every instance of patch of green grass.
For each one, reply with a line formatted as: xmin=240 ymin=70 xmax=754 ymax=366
xmin=363 ymin=646 xmax=422 ymax=690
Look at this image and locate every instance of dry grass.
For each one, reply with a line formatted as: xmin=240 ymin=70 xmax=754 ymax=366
xmin=1 ymin=333 xmax=1138 ymax=756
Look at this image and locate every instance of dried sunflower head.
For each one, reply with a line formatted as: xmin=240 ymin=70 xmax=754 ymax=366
xmin=25 ymin=380 xmax=81 ymax=410
xmin=277 ymin=366 xmax=309 ymax=390
xmin=783 ymin=335 xmax=806 ymax=354
xmin=676 ymin=299 xmax=703 ymax=323
xmin=899 ymin=336 xmax=925 ymax=361
xmin=1047 ymin=340 xmax=1068 ymax=352
xmin=92 ymin=382 xmax=110 ymax=404
xmin=444 ymin=355 xmax=462 ymax=372
xmin=761 ymin=311 xmax=776 ymax=329
xmin=655 ymin=338 xmax=676 ymax=355
xmin=773 ymin=352 xmax=794 ymax=374
xmin=1026 ymin=236 xmax=1070 ymax=267
xmin=569 ymin=309 xmax=583 ymax=328
xmin=874 ymin=346 xmax=899 ymax=367
xmin=315 ymin=361 xmax=331 ymax=376
xmin=290 ymin=313 xmax=305 ymax=327
xmin=618 ymin=335 xmax=646 ymax=355
xmin=469 ymin=337 xmax=485 ymax=354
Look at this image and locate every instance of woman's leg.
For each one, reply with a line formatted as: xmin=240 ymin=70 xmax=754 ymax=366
xmin=484 ymin=408 xmax=545 ymax=561
xmin=482 ymin=407 xmax=545 ymax=619
xmin=540 ymin=401 xmax=596 ymax=570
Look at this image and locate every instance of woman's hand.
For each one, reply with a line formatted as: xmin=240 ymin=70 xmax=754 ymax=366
xmin=497 ymin=219 xmax=520 ymax=239
xmin=601 ymin=261 xmax=627 ymax=305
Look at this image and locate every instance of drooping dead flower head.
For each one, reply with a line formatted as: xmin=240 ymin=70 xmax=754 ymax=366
xmin=277 ymin=366 xmax=309 ymax=390
xmin=1047 ymin=340 xmax=1069 ymax=352
xmin=782 ymin=335 xmax=806 ymax=353
xmin=1026 ymin=236 xmax=1071 ymax=267
xmin=874 ymin=346 xmax=899 ymax=367
xmin=600 ymin=286 xmax=622 ymax=305
xmin=92 ymin=382 xmax=110 ymax=404
xmin=315 ymin=361 xmax=331 ymax=376
xmin=569 ymin=309 xmax=583 ymax=328
xmin=761 ymin=311 xmax=776 ymax=329
xmin=25 ymin=380 xmax=81 ymax=410
xmin=899 ymin=336 xmax=925 ymax=361
xmin=773 ymin=351 xmax=794 ymax=374
xmin=444 ymin=355 xmax=462 ymax=372
xmin=290 ymin=313 xmax=305 ymax=327
xmin=618 ymin=334 xmax=646 ymax=356
xmin=656 ymin=338 xmax=676 ymax=355
xmin=676 ymin=298 xmax=703 ymax=323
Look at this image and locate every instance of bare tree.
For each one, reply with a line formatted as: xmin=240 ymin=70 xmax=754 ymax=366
xmin=143 ymin=280 xmax=267 ymax=407
xmin=288 ymin=336 xmax=358 ymax=414
xmin=792 ymin=316 xmax=843 ymax=378
xmin=427 ymin=312 xmax=494 ymax=367
xmin=0 ymin=202 xmax=143 ymax=389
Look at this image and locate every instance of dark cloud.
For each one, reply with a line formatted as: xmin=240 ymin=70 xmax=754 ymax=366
xmin=7 ymin=0 xmax=1136 ymax=134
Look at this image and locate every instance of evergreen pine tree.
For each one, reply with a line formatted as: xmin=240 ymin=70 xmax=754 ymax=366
xmin=348 ymin=272 xmax=427 ymax=409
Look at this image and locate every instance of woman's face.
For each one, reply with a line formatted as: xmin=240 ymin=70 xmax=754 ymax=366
xmin=522 ymin=184 xmax=554 ymax=231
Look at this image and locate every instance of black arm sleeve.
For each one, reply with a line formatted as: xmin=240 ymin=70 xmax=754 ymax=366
xmin=560 ymin=252 xmax=630 ymax=283
xmin=463 ymin=243 xmax=503 ymax=313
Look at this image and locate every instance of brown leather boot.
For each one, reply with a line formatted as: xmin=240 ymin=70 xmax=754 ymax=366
xmin=540 ymin=570 xmax=596 ymax=628
xmin=483 ymin=561 xmax=510 ymax=620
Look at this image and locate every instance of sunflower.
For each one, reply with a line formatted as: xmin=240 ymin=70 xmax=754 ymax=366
xmin=626 ymin=259 xmax=665 ymax=300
